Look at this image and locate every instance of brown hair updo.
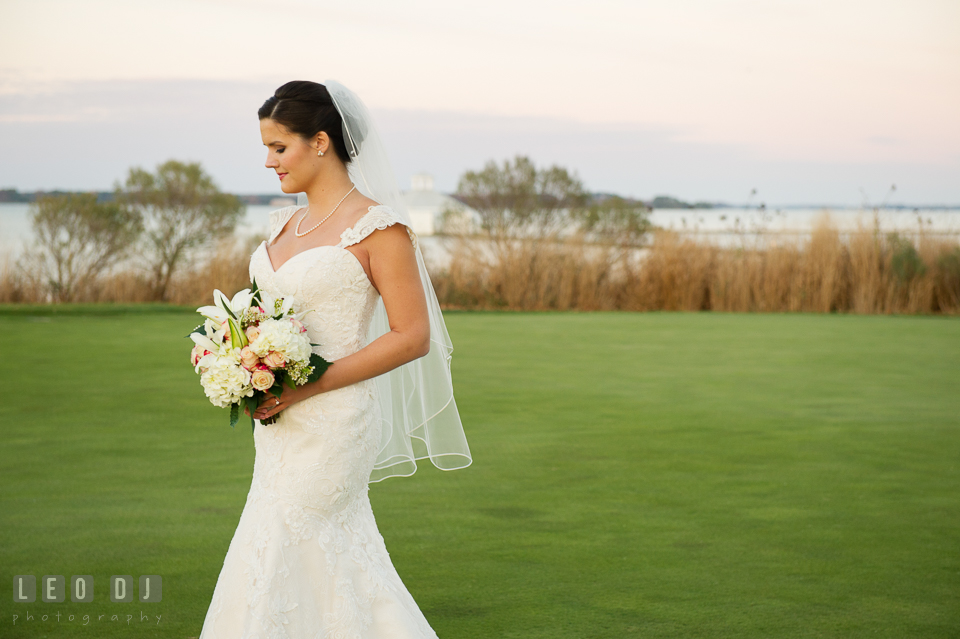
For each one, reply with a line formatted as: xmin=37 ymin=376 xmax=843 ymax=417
xmin=257 ymin=81 xmax=351 ymax=164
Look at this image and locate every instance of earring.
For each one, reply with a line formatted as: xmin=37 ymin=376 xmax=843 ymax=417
xmin=317 ymin=148 xmax=324 ymax=156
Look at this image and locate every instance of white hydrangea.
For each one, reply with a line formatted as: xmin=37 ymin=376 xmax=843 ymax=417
xmin=248 ymin=318 xmax=312 ymax=363
xmin=200 ymin=347 xmax=254 ymax=408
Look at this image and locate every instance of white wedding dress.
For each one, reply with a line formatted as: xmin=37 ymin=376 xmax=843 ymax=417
xmin=199 ymin=204 xmax=440 ymax=639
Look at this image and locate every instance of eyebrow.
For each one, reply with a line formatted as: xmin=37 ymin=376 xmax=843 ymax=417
xmin=263 ymin=141 xmax=285 ymax=146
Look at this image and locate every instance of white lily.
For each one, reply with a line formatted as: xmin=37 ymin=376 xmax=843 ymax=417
xmin=190 ymin=331 xmax=221 ymax=354
xmin=256 ymin=289 xmax=278 ymax=316
xmin=198 ymin=288 xmax=255 ymax=324
xmin=229 ymin=288 xmax=255 ymax=311
xmin=214 ymin=289 xmax=241 ymax=320
xmin=197 ymin=304 xmax=229 ymax=324
xmin=198 ymin=316 xmax=227 ymax=346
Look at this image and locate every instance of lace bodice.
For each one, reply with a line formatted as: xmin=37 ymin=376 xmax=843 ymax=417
xmin=249 ymin=204 xmax=417 ymax=362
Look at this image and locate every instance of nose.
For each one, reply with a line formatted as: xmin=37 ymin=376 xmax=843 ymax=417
xmin=265 ymin=152 xmax=279 ymax=169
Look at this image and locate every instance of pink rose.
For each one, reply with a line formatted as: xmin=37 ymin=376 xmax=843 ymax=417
xmin=190 ymin=343 xmax=211 ymax=366
xmin=220 ymin=319 xmax=231 ymax=342
xmin=290 ymin=318 xmax=306 ymax=333
xmin=240 ymin=346 xmax=261 ymax=370
xmin=263 ymin=351 xmax=287 ymax=368
xmin=250 ymin=368 xmax=275 ymax=391
xmin=245 ymin=325 xmax=261 ymax=342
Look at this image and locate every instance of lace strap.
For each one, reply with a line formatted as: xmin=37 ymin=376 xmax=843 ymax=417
xmin=337 ymin=205 xmax=419 ymax=251
xmin=268 ymin=206 xmax=299 ymax=245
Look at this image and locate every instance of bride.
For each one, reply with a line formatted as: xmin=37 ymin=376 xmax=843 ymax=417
xmin=198 ymin=80 xmax=472 ymax=638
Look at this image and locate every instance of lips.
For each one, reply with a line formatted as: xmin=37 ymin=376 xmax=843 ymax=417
xmin=278 ymin=173 xmax=288 ymax=180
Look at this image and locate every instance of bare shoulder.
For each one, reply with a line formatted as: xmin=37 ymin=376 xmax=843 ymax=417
xmin=354 ymin=193 xmax=380 ymax=210
xmin=338 ymin=194 xmax=375 ymax=222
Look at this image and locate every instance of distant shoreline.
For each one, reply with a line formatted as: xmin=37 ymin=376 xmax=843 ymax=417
xmin=0 ymin=189 xmax=289 ymax=206
xmin=1 ymin=189 xmax=958 ymax=211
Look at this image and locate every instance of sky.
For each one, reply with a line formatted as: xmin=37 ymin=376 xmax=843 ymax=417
xmin=1 ymin=0 xmax=958 ymax=205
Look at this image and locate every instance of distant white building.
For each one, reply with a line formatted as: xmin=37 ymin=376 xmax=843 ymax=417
xmin=399 ymin=172 xmax=477 ymax=236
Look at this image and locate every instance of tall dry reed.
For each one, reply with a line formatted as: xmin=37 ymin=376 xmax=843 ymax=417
xmin=0 ymin=235 xmax=261 ymax=307
xmin=2 ymin=214 xmax=958 ymax=314
xmin=432 ymin=212 xmax=960 ymax=315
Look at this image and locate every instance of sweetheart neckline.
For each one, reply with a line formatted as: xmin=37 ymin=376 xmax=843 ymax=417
xmin=266 ymin=204 xmax=387 ymax=269
xmin=259 ymin=242 xmax=375 ymax=290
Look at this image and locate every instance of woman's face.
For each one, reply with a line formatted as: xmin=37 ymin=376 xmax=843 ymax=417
xmin=260 ymin=118 xmax=322 ymax=193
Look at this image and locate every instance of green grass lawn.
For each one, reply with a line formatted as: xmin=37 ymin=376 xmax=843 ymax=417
xmin=1 ymin=305 xmax=958 ymax=638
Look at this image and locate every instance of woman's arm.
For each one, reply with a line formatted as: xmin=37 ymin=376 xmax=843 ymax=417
xmin=251 ymin=223 xmax=428 ymax=421
xmin=314 ymin=223 xmax=429 ymax=393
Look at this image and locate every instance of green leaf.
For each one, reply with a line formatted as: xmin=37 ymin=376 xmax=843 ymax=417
xmin=306 ymin=353 xmax=333 ymax=384
xmin=229 ymin=403 xmax=239 ymax=429
xmin=185 ymin=322 xmax=206 ymax=339
xmin=243 ymin=396 xmax=258 ymax=434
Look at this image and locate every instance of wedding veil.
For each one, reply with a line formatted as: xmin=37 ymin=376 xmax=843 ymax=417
xmin=297 ymin=79 xmax=472 ymax=482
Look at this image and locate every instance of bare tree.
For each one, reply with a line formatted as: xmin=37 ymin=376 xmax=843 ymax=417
xmin=116 ymin=160 xmax=244 ymax=301
xmin=19 ymin=192 xmax=142 ymax=302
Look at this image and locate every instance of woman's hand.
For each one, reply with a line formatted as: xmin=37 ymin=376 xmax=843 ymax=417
xmin=244 ymin=382 xmax=318 ymax=422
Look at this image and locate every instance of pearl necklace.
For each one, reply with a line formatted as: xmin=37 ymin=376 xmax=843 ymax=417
xmin=295 ymin=185 xmax=357 ymax=237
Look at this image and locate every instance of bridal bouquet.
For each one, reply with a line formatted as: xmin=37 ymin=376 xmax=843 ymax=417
xmin=186 ymin=277 xmax=331 ymax=432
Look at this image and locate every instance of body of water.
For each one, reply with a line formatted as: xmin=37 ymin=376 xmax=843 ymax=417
xmin=0 ymin=203 xmax=451 ymax=273
xmin=0 ymin=203 xmax=278 ymax=258
xmin=3 ymin=203 xmax=958 ymax=263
